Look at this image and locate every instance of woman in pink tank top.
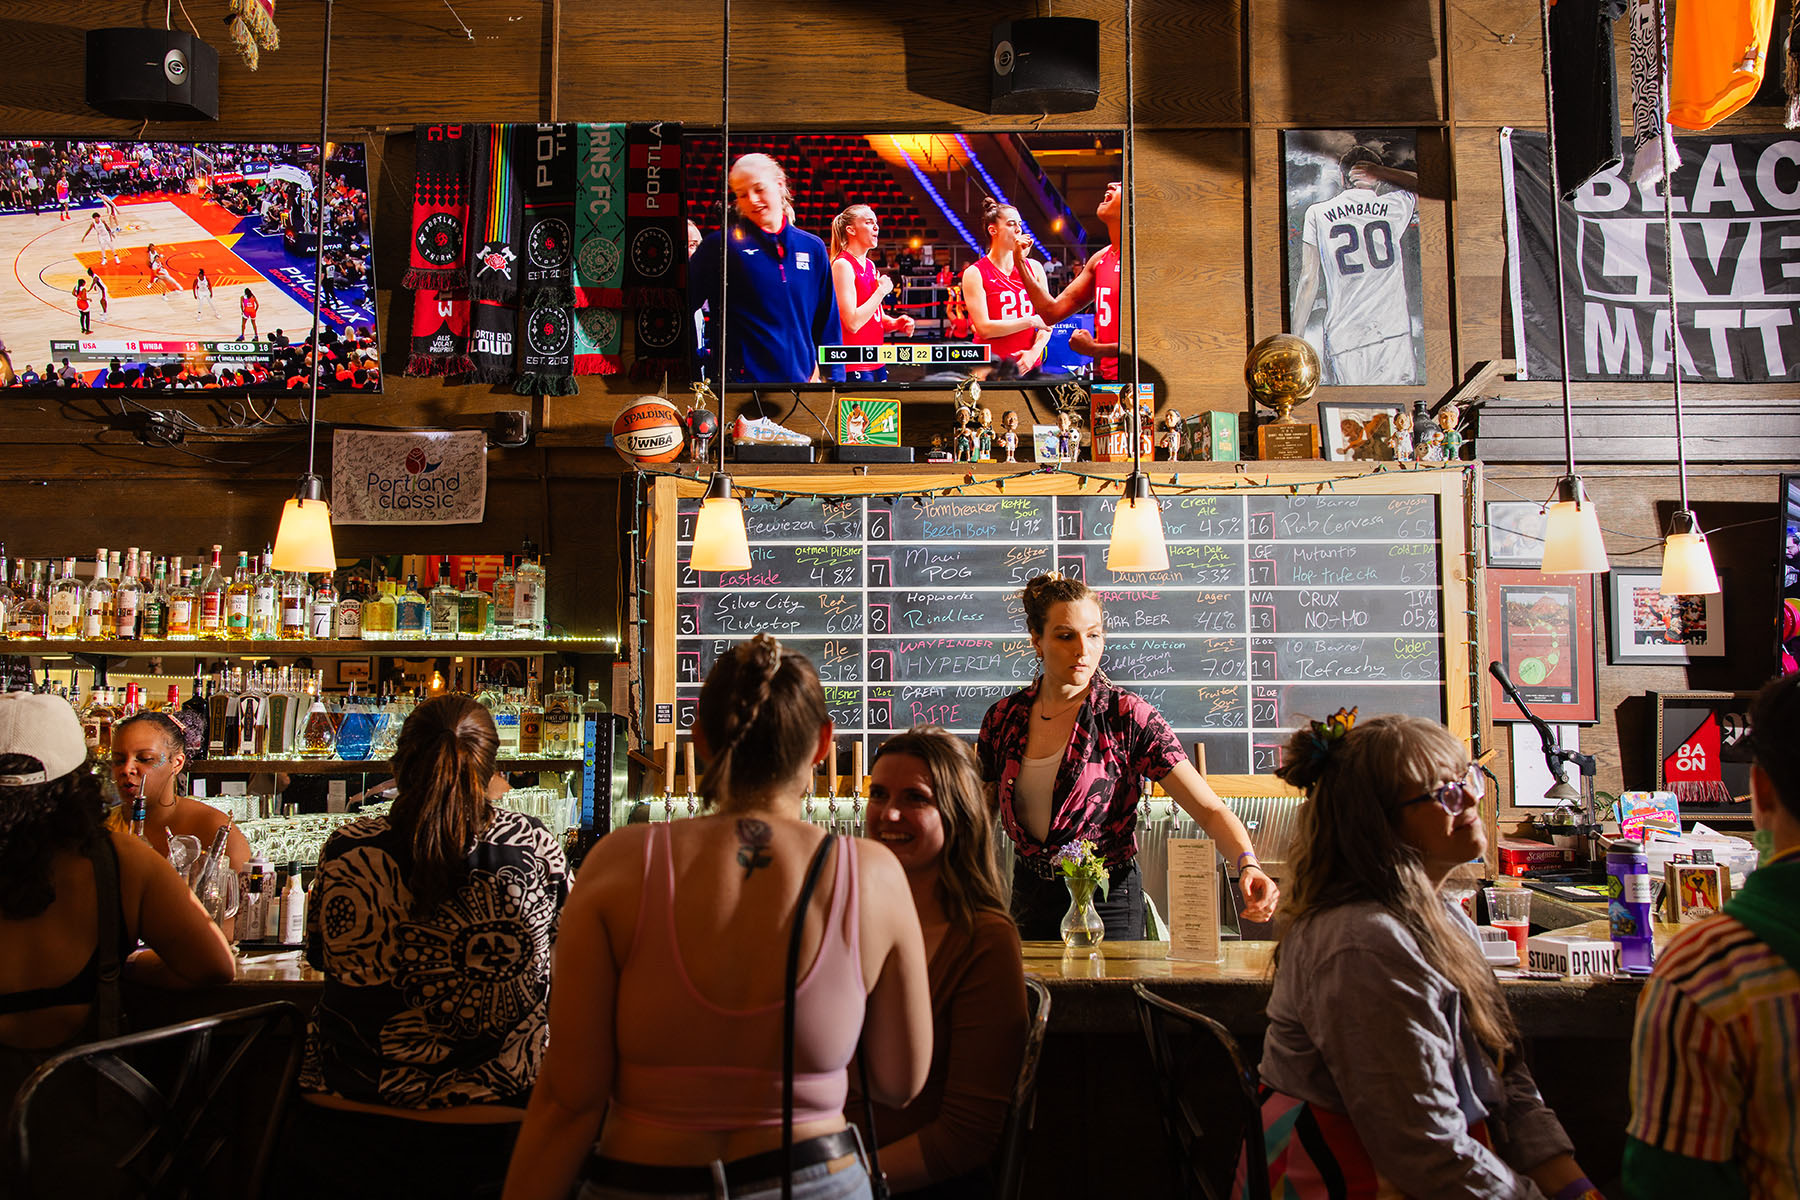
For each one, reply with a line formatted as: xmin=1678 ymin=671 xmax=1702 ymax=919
xmin=505 ymin=636 xmax=932 ymax=1200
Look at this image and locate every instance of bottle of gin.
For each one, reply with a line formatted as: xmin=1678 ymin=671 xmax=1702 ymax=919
xmin=225 ymin=549 xmax=253 ymax=637
xmin=251 ymin=550 xmax=280 ymax=640
xmin=428 ymin=559 xmax=462 ymax=638
xmin=457 ymin=570 xmax=489 ymax=639
xmin=81 ymin=548 xmax=114 ymax=640
xmin=362 ymin=573 xmax=396 ymax=640
xmin=514 ymin=541 xmax=547 ymax=637
xmin=396 ymin=575 xmax=429 ymax=639
xmin=543 ymin=668 xmax=579 ymax=756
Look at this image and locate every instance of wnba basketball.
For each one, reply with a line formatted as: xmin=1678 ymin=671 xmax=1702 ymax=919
xmin=612 ymin=397 xmax=685 ymax=465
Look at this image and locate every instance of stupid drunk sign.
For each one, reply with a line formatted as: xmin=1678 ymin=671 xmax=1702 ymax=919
xmin=1502 ymin=128 xmax=1800 ymax=383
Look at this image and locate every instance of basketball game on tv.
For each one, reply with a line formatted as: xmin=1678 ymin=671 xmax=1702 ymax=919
xmin=0 ymin=137 xmax=378 ymax=391
xmin=686 ymin=130 xmax=1122 ymax=390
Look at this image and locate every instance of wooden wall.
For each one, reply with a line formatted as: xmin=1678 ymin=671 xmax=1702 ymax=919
xmin=1 ymin=0 xmax=1795 ymax=805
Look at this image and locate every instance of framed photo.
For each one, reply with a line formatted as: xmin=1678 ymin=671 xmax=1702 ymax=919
xmin=1484 ymin=567 xmax=1597 ymax=723
xmin=335 ymin=659 xmax=373 ymax=686
xmin=1607 ymin=567 xmax=1726 ymax=663
xmin=1317 ymin=401 xmax=1405 ymax=461
xmin=1653 ymin=690 xmax=1754 ymax=812
xmin=1485 ymin=500 xmax=1548 ymax=568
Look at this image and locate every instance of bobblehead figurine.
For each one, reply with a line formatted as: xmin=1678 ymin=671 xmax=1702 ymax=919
xmin=1158 ymin=409 xmax=1184 ymax=460
xmin=1000 ymin=410 xmax=1020 ymax=462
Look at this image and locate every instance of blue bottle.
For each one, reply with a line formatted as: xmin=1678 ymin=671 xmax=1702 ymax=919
xmin=1606 ymin=839 xmax=1656 ymax=974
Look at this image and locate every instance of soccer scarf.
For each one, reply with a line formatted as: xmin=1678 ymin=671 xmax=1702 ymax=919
xmin=403 ymin=124 xmax=472 ymax=291
xmin=574 ymin=123 xmax=627 ymax=309
xmin=517 ymin=123 xmax=576 ymax=308
xmin=624 ymin=122 xmax=685 ymax=305
xmin=515 ymin=302 xmax=579 ymax=395
xmin=467 ymin=298 xmax=517 ymax=385
xmin=469 ymin=124 xmax=522 ymax=303
xmin=405 ymin=288 xmax=471 ymax=377
xmin=573 ymin=303 xmax=623 ymax=376
xmin=632 ymin=303 xmax=685 ymax=382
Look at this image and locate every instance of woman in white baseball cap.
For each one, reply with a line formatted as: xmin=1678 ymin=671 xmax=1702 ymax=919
xmin=0 ymin=691 xmax=236 ymax=1100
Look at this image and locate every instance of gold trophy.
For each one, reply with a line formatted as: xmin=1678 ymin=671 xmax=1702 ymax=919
xmin=1246 ymin=334 xmax=1322 ymax=460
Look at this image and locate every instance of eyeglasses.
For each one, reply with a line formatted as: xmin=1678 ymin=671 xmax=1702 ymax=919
xmin=1400 ymin=764 xmax=1484 ymax=816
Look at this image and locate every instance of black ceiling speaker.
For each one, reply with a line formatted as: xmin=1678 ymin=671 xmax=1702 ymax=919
xmin=989 ymin=17 xmax=1100 ymax=115
xmin=86 ymin=28 xmax=220 ymax=122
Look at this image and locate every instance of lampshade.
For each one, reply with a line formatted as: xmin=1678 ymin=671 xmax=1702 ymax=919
xmin=1659 ymin=509 xmax=1719 ymax=596
xmin=269 ymin=475 xmax=337 ymax=572
xmin=1107 ymin=473 xmax=1169 ymax=573
xmin=1539 ymin=477 xmax=1608 ymax=574
xmin=691 ymin=473 xmax=751 ymax=572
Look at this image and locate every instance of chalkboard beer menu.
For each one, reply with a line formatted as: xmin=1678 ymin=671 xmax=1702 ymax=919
xmin=650 ymin=470 xmax=1475 ymax=780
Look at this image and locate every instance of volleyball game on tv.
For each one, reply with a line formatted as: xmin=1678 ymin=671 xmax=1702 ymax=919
xmin=0 ymin=137 xmax=378 ymax=391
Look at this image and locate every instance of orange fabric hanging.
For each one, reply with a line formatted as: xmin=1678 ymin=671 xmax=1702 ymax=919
xmin=1669 ymin=0 xmax=1777 ymax=129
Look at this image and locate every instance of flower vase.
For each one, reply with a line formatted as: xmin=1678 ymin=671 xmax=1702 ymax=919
xmin=1060 ymin=876 xmax=1105 ymax=948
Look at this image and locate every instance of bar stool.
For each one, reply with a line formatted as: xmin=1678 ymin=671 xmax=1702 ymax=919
xmin=990 ymin=976 xmax=1051 ymax=1200
xmin=4 ymin=1001 xmax=304 ymax=1199
xmin=1132 ymin=983 xmax=1269 ymax=1200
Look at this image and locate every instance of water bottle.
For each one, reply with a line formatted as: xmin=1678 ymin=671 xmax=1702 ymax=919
xmin=1606 ymin=839 xmax=1656 ymax=974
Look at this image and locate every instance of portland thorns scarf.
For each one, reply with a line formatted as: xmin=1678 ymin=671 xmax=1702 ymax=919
xmin=624 ymin=122 xmax=685 ymax=305
xmin=469 ymin=124 xmax=522 ymax=303
xmin=573 ymin=301 xmax=622 ymax=376
xmin=631 ymin=304 xmax=685 ymax=382
xmin=404 ymin=124 xmax=472 ymax=291
xmin=467 ymin=298 xmax=517 ymax=385
xmin=574 ymin=123 xmax=626 ymax=309
xmin=405 ymin=288 xmax=471 ymax=377
xmin=515 ymin=302 xmax=579 ymax=395
xmin=517 ymin=123 xmax=576 ymax=308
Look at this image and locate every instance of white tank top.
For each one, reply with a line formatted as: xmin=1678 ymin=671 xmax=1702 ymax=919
xmin=1013 ymin=751 xmax=1062 ymax=843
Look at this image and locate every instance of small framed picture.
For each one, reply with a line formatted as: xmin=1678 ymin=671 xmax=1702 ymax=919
xmin=1485 ymin=500 xmax=1548 ymax=568
xmin=1485 ymin=567 xmax=1597 ymax=723
xmin=335 ymin=659 xmax=373 ymax=686
xmin=1607 ymin=568 xmax=1727 ymax=664
xmin=1317 ymin=401 xmax=1405 ymax=462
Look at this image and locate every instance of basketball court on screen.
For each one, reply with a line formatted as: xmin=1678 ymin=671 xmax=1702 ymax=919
xmin=0 ymin=197 xmax=316 ymax=366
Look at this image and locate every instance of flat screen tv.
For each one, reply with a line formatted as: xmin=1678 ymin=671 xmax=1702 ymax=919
xmin=1780 ymin=474 xmax=1800 ymax=671
xmin=0 ymin=137 xmax=379 ymax=392
xmin=686 ymin=130 xmax=1123 ymax=390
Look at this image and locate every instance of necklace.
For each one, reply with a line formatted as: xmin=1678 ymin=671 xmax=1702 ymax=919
xmin=1037 ymin=688 xmax=1089 ymax=721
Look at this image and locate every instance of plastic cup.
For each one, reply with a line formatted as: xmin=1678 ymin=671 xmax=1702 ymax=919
xmin=1485 ymin=887 xmax=1531 ymax=959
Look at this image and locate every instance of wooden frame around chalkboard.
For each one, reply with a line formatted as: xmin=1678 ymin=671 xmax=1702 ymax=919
xmin=646 ymin=463 xmax=1480 ymax=801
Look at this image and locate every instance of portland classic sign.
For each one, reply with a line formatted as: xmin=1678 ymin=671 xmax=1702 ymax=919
xmin=1502 ymin=128 xmax=1800 ymax=383
xmin=331 ymin=428 xmax=487 ymax=524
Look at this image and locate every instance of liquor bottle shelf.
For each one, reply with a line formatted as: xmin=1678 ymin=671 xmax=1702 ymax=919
xmin=24 ymin=637 xmax=617 ymax=658
xmin=186 ymin=756 xmax=585 ymax=775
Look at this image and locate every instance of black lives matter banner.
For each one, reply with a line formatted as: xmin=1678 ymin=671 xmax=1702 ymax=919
xmin=1503 ymin=128 xmax=1800 ymax=383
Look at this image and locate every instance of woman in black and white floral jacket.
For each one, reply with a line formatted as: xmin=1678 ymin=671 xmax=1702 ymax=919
xmin=277 ymin=694 xmax=569 ymax=1199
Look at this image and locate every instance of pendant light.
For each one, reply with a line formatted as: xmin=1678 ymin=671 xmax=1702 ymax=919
xmin=1533 ymin=0 xmax=1607 ymax=576
xmin=1105 ymin=0 xmax=1168 ymax=573
xmin=270 ymin=0 xmax=339 ymax=573
xmin=1650 ymin=0 xmax=1718 ymax=596
xmin=689 ymin=0 xmax=751 ymax=573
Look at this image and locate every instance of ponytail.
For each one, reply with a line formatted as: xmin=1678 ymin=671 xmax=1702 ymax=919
xmin=389 ymin=695 xmax=499 ymax=915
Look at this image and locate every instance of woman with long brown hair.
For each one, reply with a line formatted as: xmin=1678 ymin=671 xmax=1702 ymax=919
xmin=1247 ymin=711 xmax=1598 ymax=1199
xmin=280 ymin=695 xmax=568 ymax=1200
xmin=856 ymin=727 xmax=1026 ymax=1198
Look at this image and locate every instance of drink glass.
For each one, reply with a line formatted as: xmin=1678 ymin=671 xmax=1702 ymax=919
xmin=1484 ymin=886 xmax=1532 ymax=959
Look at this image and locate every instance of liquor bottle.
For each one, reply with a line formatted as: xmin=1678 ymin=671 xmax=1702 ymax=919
xmin=276 ymin=570 xmax=307 ymax=641
xmin=197 ymin=545 xmax=228 ymax=639
xmin=48 ymin=557 xmax=83 ymax=639
xmin=82 ymin=548 xmax=115 ymax=640
xmin=517 ymin=673 xmax=544 ymax=756
xmin=308 ymin=573 xmax=338 ymax=639
xmin=334 ymin=574 xmax=363 ymax=640
xmin=428 ymin=560 xmax=462 ymax=638
xmin=158 ymin=684 xmax=181 ymax=713
xmin=298 ymin=684 xmax=336 ymax=759
xmin=114 ymin=550 xmax=142 ymax=640
xmin=178 ymin=669 xmax=209 ymax=761
xmin=207 ymin=669 xmax=235 ymax=756
xmin=167 ymin=563 xmax=196 ymax=639
xmin=224 ymin=549 xmax=253 ymax=637
xmin=120 ymin=683 xmax=141 ymax=717
xmin=396 ymin=575 xmax=429 ymax=639
xmin=251 ymin=550 xmax=279 ymax=640
xmin=264 ymin=668 xmax=296 ymax=756
xmin=514 ymin=541 xmax=547 ymax=637
xmin=457 ymin=570 xmax=490 ymax=640
xmin=543 ymin=668 xmax=578 ymax=756
xmin=0 ymin=545 xmax=8 ymax=633
xmin=140 ymin=557 xmax=169 ymax=640
xmin=495 ymin=687 xmax=522 ymax=755
xmin=492 ymin=556 xmax=517 ymax=638
xmin=235 ymin=669 xmax=267 ymax=756
xmin=82 ymin=687 xmax=116 ymax=755
xmin=362 ymin=573 xmax=396 ymax=640
xmin=8 ymin=563 xmax=49 ymax=640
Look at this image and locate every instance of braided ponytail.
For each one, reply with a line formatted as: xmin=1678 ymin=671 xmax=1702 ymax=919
xmin=697 ymin=634 xmax=827 ymax=810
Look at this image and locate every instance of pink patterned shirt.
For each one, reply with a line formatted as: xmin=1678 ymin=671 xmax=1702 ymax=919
xmin=976 ymin=675 xmax=1187 ymax=868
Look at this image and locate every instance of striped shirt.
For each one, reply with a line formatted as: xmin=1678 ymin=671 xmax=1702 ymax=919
xmin=1626 ymin=848 xmax=1800 ymax=1198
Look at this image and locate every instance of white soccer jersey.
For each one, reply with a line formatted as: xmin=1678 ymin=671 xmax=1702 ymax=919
xmin=1301 ymin=185 xmax=1417 ymax=355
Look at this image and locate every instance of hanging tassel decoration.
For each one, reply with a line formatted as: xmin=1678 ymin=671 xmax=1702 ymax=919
xmin=227 ymin=0 xmax=281 ymax=71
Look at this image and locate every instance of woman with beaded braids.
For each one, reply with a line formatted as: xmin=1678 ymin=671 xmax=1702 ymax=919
xmin=977 ymin=573 xmax=1277 ymax=941
xmin=1244 ymin=710 xmax=1599 ymax=1200
xmin=506 ymin=634 xmax=932 ymax=1200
